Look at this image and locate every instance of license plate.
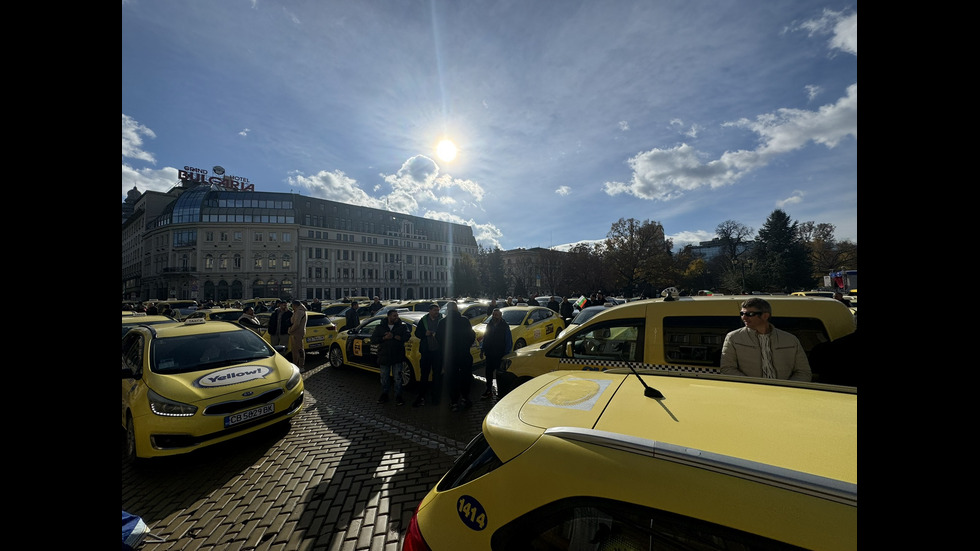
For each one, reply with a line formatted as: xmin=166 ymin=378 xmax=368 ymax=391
xmin=308 ymin=336 xmax=325 ymax=342
xmin=225 ymin=404 xmax=275 ymax=427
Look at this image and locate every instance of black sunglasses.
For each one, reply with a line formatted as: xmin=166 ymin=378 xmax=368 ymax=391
xmin=739 ymin=311 xmax=765 ymax=317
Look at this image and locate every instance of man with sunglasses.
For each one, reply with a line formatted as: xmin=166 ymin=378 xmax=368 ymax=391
xmin=720 ymin=297 xmax=811 ymax=381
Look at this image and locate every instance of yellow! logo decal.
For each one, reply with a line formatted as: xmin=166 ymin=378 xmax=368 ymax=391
xmin=353 ymin=339 xmax=363 ymax=357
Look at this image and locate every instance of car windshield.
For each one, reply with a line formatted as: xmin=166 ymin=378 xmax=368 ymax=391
xmin=570 ymin=306 xmax=607 ymax=326
xmin=307 ymin=315 xmax=332 ymax=327
xmin=501 ymin=309 xmax=529 ymax=325
xmin=150 ymin=330 xmax=275 ymax=374
xmin=208 ymin=311 xmax=243 ymax=322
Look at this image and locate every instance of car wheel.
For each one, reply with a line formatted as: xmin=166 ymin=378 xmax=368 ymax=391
xmin=514 ymin=338 xmax=527 ymax=350
xmin=124 ymin=414 xmax=141 ymax=465
xmin=401 ymin=361 xmax=417 ymax=389
xmin=328 ymin=344 xmax=344 ymax=368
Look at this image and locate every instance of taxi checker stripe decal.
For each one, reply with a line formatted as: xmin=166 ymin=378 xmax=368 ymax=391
xmin=558 ymin=358 xmax=722 ymax=375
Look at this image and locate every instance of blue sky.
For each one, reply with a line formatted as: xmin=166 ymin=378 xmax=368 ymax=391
xmin=122 ymin=1 xmax=856 ymax=252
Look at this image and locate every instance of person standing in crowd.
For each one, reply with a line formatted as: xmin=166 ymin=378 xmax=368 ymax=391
xmin=268 ymin=300 xmax=292 ymax=347
xmin=310 ymin=297 xmax=322 ymax=312
xmin=527 ymin=294 xmax=539 ymax=306
xmin=479 ymin=308 xmax=512 ymax=400
xmin=546 ymin=295 xmax=560 ymax=313
xmin=437 ymin=301 xmax=477 ymax=412
xmin=559 ymin=296 xmax=574 ymax=325
xmin=720 ymin=297 xmax=811 ymax=381
xmin=487 ymin=298 xmax=497 ymax=311
xmin=287 ymin=300 xmax=308 ymax=369
xmin=344 ymin=301 xmax=360 ymax=331
xmin=368 ymin=296 xmax=384 ymax=315
xmin=412 ymin=303 xmax=443 ymax=407
xmin=371 ymin=309 xmax=411 ymax=405
xmin=238 ymin=306 xmax=262 ymax=333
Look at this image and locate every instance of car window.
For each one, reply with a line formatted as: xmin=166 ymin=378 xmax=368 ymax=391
xmin=150 ymin=330 xmax=273 ymax=374
xmin=494 ymin=496 xmax=803 ymax=550
xmin=501 ymin=309 xmax=528 ymax=325
xmin=307 ymin=315 xmax=330 ymax=327
xmin=558 ymin=319 xmax=644 ymax=362
xmin=662 ymin=315 xmax=831 ymax=367
xmin=121 ymin=333 xmax=144 ymax=374
xmin=210 ymin=311 xmax=243 ymax=322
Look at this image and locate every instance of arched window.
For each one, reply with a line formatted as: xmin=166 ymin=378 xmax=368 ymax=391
xmin=204 ymin=255 xmax=214 ymax=270
xmin=283 ymin=254 xmax=291 ymax=269
xmin=219 ymin=254 xmax=228 ymax=269
xmin=233 ymin=254 xmax=242 ymax=269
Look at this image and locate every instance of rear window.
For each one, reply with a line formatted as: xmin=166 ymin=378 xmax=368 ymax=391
xmin=493 ymin=496 xmax=806 ymax=550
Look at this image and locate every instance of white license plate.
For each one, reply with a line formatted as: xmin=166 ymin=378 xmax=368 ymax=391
xmin=225 ymin=404 xmax=275 ymax=427
xmin=308 ymin=336 xmax=325 ymax=342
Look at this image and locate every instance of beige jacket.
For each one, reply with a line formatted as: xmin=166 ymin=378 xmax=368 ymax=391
xmin=720 ymin=325 xmax=811 ymax=381
xmin=287 ymin=304 xmax=308 ymax=337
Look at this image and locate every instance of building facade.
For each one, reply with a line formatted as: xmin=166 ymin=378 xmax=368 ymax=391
xmin=122 ymin=168 xmax=478 ymax=303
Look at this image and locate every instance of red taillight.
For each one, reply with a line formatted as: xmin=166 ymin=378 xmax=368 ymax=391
xmin=403 ymin=503 xmax=431 ymax=551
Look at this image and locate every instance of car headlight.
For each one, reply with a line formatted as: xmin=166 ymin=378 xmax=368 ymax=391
xmin=148 ymin=389 xmax=197 ymax=417
xmin=286 ymin=366 xmax=302 ymax=390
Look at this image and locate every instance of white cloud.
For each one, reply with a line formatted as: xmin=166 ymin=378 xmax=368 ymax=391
xmin=618 ymin=121 xmax=629 ymax=131
xmin=603 ymin=84 xmax=856 ymax=201
xmin=776 ymin=190 xmax=805 ymax=209
xmin=289 ymin=170 xmax=385 ymax=209
xmin=555 ymin=186 xmax=571 ymax=196
xmin=122 ymin=114 xmax=156 ymax=163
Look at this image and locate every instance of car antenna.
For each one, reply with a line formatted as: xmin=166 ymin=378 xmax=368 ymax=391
xmin=626 ymin=362 xmax=664 ymax=399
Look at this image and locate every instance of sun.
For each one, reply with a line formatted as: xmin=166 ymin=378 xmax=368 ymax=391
xmin=436 ymin=139 xmax=458 ymax=162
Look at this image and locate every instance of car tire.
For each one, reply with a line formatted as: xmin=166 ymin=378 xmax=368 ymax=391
xmin=328 ymin=344 xmax=344 ymax=368
xmin=514 ymin=338 xmax=527 ymax=350
xmin=124 ymin=414 xmax=143 ymax=466
xmin=401 ymin=361 xmax=417 ymax=389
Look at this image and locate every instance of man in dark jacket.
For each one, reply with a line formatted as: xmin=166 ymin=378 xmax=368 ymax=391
xmin=344 ymin=301 xmax=360 ymax=332
xmin=371 ymin=309 xmax=411 ymax=405
xmin=412 ymin=303 xmax=443 ymax=407
xmin=479 ymin=308 xmax=512 ymax=400
xmin=267 ymin=301 xmax=292 ymax=347
xmin=559 ymin=296 xmax=574 ymax=325
xmin=437 ymin=302 xmax=477 ymax=411
xmin=546 ymin=296 xmax=560 ymax=313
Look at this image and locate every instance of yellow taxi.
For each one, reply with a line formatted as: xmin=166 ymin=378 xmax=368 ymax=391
xmin=495 ymin=295 xmax=857 ymax=397
xmin=325 ymin=311 xmax=483 ymax=387
xmin=328 ymin=304 xmax=376 ymax=331
xmin=403 ymin=369 xmax=857 ymax=550
xmin=121 ymin=313 xmax=179 ymax=338
xmin=259 ymin=311 xmax=339 ymax=355
xmin=440 ymin=301 xmax=492 ymax=327
xmin=121 ymin=319 xmax=305 ymax=463
xmin=473 ymin=305 xmax=565 ymax=351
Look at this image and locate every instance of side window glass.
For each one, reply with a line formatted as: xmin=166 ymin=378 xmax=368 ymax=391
xmin=663 ymin=316 xmax=744 ymax=366
xmin=567 ymin=320 xmax=643 ymax=361
xmin=362 ymin=319 xmax=381 ymax=336
xmin=122 ymin=333 xmax=144 ymax=372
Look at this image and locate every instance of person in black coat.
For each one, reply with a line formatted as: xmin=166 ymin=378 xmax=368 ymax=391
xmin=412 ymin=304 xmax=444 ymax=406
xmin=370 ymin=310 xmax=411 ymax=405
xmin=479 ymin=308 xmax=512 ymax=399
xmin=344 ymin=301 xmax=360 ymax=331
xmin=437 ymin=302 xmax=476 ymax=411
xmin=267 ymin=301 xmax=292 ymax=347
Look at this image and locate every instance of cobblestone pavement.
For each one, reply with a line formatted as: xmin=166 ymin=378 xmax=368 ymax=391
xmin=122 ymin=352 xmax=496 ymax=551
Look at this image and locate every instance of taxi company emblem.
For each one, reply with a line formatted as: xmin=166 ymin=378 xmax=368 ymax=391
xmin=196 ymin=365 xmax=272 ymax=388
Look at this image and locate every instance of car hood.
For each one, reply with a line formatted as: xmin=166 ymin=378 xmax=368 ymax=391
xmin=485 ymin=371 xmax=857 ymax=486
xmin=147 ymin=356 xmax=296 ymax=402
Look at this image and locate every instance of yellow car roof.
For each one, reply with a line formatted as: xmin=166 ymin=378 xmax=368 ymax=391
xmin=488 ymin=370 xmax=856 ymax=487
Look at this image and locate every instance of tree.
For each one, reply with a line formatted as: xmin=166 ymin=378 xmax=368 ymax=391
xmin=604 ymin=218 xmax=673 ymax=297
xmin=753 ymin=209 xmax=814 ymax=291
xmin=799 ymin=221 xmax=857 ymax=282
xmin=450 ymin=253 xmax=480 ymax=297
